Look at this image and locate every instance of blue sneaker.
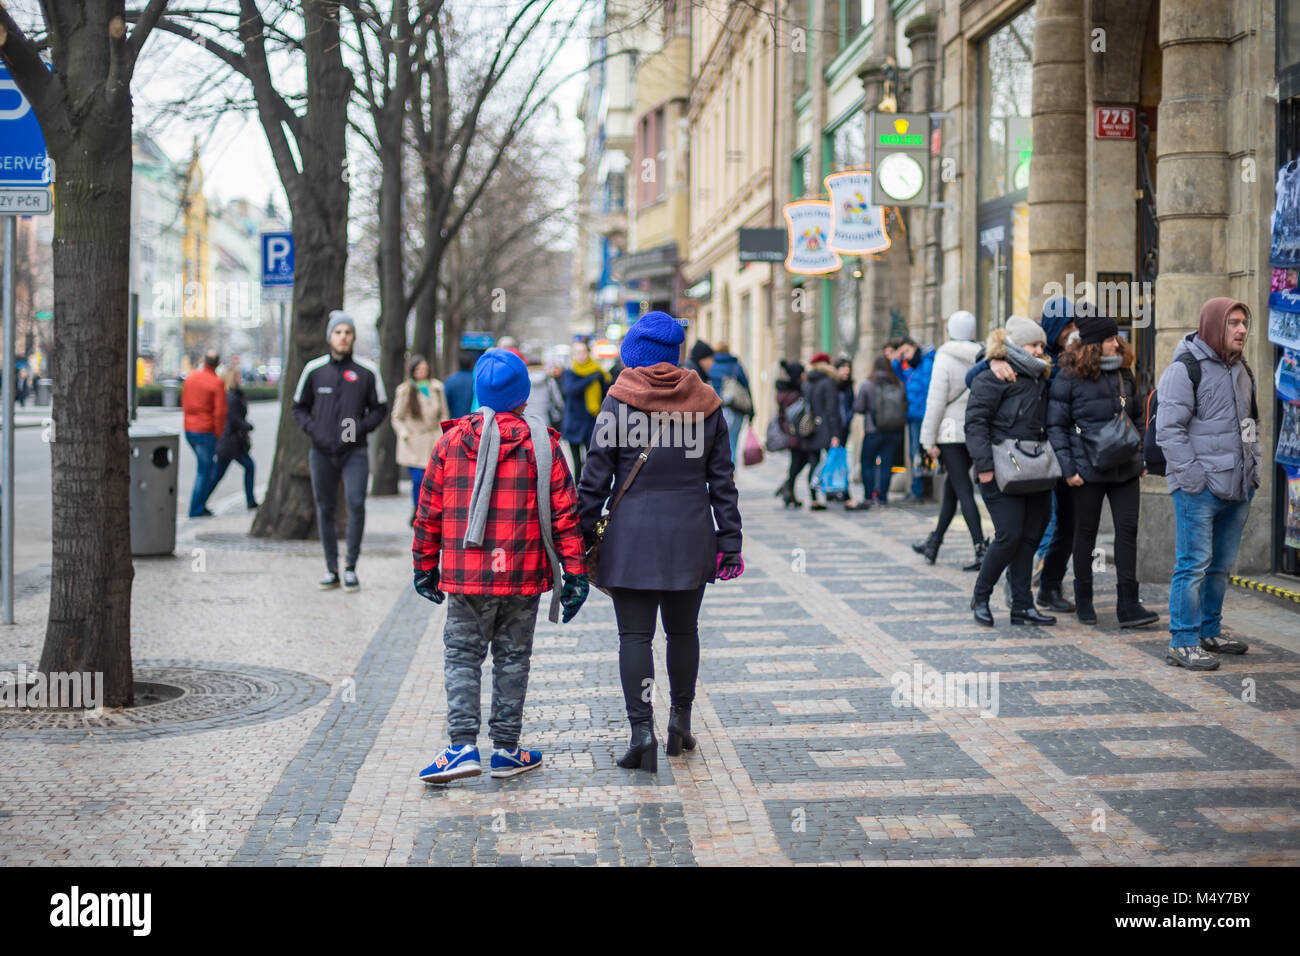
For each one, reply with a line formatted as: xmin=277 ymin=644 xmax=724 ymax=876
xmin=490 ymin=746 xmax=543 ymax=778
xmin=419 ymin=744 xmax=481 ymax=783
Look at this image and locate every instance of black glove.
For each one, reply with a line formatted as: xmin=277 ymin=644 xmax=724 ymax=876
xmin=560 ymin=572 xmax=589 ymax=623
xmin=414 ymin=568 xmax=444 ymax=604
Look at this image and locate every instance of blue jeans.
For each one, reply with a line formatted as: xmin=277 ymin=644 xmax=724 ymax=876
xmin=210 ymin=453 xmax=257 ymax=506
xmin=1169 ymin=487 xmax=1253 ymax=647
xmin=1036 ymin=495 xmax=1057 ymax=560
xmin=907 ymin=419 xmax=925 ymax=497
xmin=723 ymin=408 xmax=745 ymax=466
xmin=185 ymin=431 xmax=218 ymax=517
xmin=408 ymin=466 xmax=425 ymax=509
xmin=861 ymin=431 xmax=899 ymax=502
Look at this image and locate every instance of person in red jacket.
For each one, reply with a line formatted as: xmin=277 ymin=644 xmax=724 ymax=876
xmin=413 ymin=349 xmax=589 ymax=784
xmin=180 ymin=349 xmax=227 ymax=518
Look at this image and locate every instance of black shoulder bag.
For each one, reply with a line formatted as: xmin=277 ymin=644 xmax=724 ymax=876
xmin=1077 ymin=370 xmax=1142 ymax=472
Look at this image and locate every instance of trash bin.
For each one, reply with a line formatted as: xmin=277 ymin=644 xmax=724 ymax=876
xmin=129 ymin=425 xmax=179 ymax=556
xmin=35 ymin=378 xmax=52 ymax=406
xmin=161 ymin=379 xmax=181 ymax=408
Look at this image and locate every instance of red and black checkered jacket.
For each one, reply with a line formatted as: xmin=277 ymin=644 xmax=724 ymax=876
xmin=412 ymin=411 xmax=586 ymax=594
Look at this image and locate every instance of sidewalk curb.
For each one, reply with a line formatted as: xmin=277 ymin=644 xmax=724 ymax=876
xmin=1230 ymin=574 xmax=1300 ymax=610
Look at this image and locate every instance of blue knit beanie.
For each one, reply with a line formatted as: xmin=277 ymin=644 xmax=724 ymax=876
xmin=620 ymin=311 xmax=685 ymax=368
xmin=474 ymin=348 xmax=531 ymax=413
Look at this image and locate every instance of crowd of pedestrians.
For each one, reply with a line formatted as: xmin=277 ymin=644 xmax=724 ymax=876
xmin=185 ymin=294 xmax=1260 ymax=784
xmin=767 ymin=293 xmax=1262 ymax=673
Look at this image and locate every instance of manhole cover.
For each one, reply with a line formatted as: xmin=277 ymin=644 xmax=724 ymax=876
xmin=194 ymin=531 xmax=411 ymax=557
xmin=0 ymin=660 xmax=330 ymax=741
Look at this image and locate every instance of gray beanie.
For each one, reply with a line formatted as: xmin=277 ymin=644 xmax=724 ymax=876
xmin=1005 ymin=315 xmax=1046 ymax=348
xmin=327 ymin=310 xmax=355 ymax=340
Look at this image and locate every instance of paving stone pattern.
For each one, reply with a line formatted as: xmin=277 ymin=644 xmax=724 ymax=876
xmin=1 ymin=459 xmax=1297 ymax=865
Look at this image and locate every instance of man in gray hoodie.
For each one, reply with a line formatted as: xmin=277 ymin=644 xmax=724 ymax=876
xmin=1155 ymin=297 xmax=1262 ymax=670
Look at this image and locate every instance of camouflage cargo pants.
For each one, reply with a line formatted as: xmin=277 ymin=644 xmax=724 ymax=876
xmin=443 ymin=592 xmax=541 ymax=750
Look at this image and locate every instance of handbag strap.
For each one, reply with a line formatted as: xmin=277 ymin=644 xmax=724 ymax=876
xmin=604 ymin=422 xmax=665 ymax=523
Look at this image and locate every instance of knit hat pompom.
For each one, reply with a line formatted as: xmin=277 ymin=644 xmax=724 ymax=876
xmin=620 ymin=311 xmax=685 ymax=368
xmin=1005 ymin=315 xmax=1046 ymax=348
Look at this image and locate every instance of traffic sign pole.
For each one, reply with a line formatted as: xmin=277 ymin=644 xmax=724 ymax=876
xmin=2 ymin=216 xmax=15 ymax=624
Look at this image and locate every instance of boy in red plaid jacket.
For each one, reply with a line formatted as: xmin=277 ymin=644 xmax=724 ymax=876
xmin=414 ymin=349 xmax=589 ymax=784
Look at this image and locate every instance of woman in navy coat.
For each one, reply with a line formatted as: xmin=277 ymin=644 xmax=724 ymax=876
xmin=577 ymin=311 xmax=743 ymax=773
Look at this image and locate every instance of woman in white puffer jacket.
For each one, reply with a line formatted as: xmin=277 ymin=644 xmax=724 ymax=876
xmin=911 ymin=311 xmax=988 ymax=570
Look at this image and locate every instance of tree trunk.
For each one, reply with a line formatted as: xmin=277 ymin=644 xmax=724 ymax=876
xmin=38 ymin=134 xmax=136 ymax=708
xmin=250 ymin=210 xmax=348 ymax=538
xmin=370 ymin=125 xmax=405 ymax=496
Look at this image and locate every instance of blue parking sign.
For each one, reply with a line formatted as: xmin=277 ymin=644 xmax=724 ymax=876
xmin=0 ymin=64 xmax=52 ymax=187
xmin=261 ymin=232 xmax=294 ymax=286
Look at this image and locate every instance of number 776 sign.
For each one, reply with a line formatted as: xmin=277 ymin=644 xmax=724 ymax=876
xmin=1094 ymin=106 xmax=1136 ymax=140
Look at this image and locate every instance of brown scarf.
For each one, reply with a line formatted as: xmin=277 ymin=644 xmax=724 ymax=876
xmin=607 ymin=362 xmax=723 ymax=415
xmin=1197 ymin=296 xmax=1252 ymax=364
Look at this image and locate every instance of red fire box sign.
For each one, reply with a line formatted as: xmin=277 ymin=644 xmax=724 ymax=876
xmin=1094 ymin=106 xmax=1136 ymax=140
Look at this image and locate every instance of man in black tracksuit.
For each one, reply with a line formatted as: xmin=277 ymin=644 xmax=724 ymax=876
xmin=292 ymin=310 xmax=388 ymax=591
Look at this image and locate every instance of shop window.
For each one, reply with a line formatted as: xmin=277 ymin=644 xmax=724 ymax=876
xmin=825 ymin=107 xmax=867 ymax=175
xmin=978 ymin=5 xmax=1035 ymax=203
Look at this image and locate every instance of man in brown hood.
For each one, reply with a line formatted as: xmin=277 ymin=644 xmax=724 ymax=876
xmin=1154 ymin=296 xmax=1262 ymax=671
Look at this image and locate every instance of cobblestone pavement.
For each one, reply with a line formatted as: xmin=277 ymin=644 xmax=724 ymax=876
xmin=1 ymin=458 xmax=1297 ymax=866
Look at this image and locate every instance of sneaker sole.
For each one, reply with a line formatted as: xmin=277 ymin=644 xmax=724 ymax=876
xmin=1201 ymin=645 xmax=1248 ymax=655
xmin=420 ymin=763 xmax=482 ymax=783
xmin=490 ymin=759 xmax=543 ymax=778
xmin=319 ymin=582 xmax=340 ymax=590
xmin=342 ymin=583 xmax=360 ymax=593
xmin=1164 ymin=655 xmax=1220 ymax=670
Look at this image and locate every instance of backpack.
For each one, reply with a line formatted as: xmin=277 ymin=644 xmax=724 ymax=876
xmin=722 ymin=376 xmax=753 ymax=416
xmin=782 ymin=395 xmax=816 ymax=437
xmin=871 ymin=381 xmax=908 ymax=431
xmin=1143 ymin=352 xmax=1258 ymax=476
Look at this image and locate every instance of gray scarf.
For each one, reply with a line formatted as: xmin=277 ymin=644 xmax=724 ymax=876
xmin=1004 ymin=341 xmax=1049 ymax=379
xmin=1100 ymin=355 xmax=1123 ymax=371
xmin=463 ymin=408 xmax=564 ymax=623
xmin=464 ymin=408 xmax=500 ymax=548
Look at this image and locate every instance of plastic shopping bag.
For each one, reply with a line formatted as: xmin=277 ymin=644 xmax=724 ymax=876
xmin=743 ymin=426 xmax=765 ymax=466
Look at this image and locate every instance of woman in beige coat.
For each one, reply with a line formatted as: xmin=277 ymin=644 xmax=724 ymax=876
xmin=392 ymin=354 xmax=449 ymax=524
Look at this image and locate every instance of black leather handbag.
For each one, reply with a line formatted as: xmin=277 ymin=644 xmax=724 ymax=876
xmin=1078 ymin=372 xmax=1142 ymax=472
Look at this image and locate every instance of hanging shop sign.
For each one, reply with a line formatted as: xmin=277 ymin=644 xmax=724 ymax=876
xmin=869 ymin=112 xmax=930 ymax=206
xmin=825 ymin=170 xmax=890 ymax=255
xmin=782 ymin=200 xmax=841 ymax=275
xmin=738 ymin=228 xmax=787 ymax=263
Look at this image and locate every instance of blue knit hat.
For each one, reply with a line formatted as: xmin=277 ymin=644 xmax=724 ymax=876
xmin=474 ymin=348 xmax=531 ymax=413
xmin=620 ymin=311 xmax=685 ymax=368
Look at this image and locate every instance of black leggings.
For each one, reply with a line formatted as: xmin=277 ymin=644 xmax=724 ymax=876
xmin=1071 ymin=477 xmax=1139 ymax=593
xmin=787 ymin=448 xmax=821 ymax=494
xmin=974 ymin=481 xmax=1052 ymax=609
xmin=610 ymin=586 xmax=706 ymax=725
xmin=568 ymin=440 xmax=586 ymax=484
xmin=1038 ymin=479 xmax=1075 ymax=590
xmin=934 ymin=443 xmax=984 ymax=546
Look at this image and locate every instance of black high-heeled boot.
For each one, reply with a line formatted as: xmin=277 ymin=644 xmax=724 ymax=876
xmin=777 ymin=481 xmax=802 ymax=509
xmin=666 ymin=705 xmax=696 ymax=756
xmin=617 ymin=722 xmax=658 ymax=772
xmin=912 ymin=531 xmax=941 ymax=565
xmin=962 ymin=541 xmax=988 ymax=572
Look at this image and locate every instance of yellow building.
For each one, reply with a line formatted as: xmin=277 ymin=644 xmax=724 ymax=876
xmin=180 ymin=140 xmax=209 ymax=371
xmin=616 ymin=6 xmax=691 ymax=321
xmin=684 ymin=0 xmax=780 ymax=427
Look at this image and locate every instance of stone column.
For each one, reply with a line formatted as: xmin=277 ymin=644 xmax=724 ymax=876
xmin=1028 ymin=0 xmax=1087 ymax=321
xmin=906 ymin=13 xmax=940 ymax=345
xmin=1137 ymin=0 xmax=1233 ymax=582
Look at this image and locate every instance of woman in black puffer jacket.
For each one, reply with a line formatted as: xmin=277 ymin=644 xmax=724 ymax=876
xmin=965 ymin=317 xmax=1056 ymax=627
xmin=801 ymin=352 xmax=844 ymax=511
xmin=1046 ymin=316 xmax=1159 ymax=628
